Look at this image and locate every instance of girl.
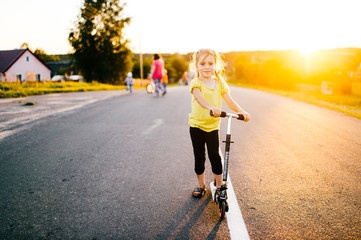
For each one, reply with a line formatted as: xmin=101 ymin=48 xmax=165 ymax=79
xmin=188 ymin=48 xmax=250 ymax=198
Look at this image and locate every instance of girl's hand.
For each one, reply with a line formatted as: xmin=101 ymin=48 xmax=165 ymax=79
xmin=210 ymin=107 xmax=221 ymax=117
xmin=238 ymin=111 xmax=251 ymax=122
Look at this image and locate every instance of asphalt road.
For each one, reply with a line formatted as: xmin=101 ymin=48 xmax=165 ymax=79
xmin=0 ymin=86 xmax=360 ymax=239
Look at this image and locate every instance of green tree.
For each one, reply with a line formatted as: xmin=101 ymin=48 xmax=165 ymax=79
xmin=165 ymin=54 xmax=189 ymax=83
xmin=34 ymin=49 xmax=60 ymax=62
xmin=132 ymin=56 xmax=152 ymax=79
xmin=69 ymin=0 xmax=132 ymax=84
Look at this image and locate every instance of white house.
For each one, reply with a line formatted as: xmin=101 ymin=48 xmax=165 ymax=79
xmin=0 ymin=48 xmax=51 ymax=83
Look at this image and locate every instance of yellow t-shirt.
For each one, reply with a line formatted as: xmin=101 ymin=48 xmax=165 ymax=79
xmin=188 ymin=78 xmax=229 ymax=132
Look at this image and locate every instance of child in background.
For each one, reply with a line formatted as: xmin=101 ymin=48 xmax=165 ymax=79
xmin=161 ymin=69 xmax=168 ymax=96
xmin=124 ymin=72 xmax=134 ymax=93
xmin=188 ymin=48 xmax=250 ymax=198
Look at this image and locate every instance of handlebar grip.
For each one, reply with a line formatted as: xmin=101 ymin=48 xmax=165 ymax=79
xmin=210 ymin=110 xmax=227 ymax=118
xmin=237 ymin=114 xmax=245 ymax=121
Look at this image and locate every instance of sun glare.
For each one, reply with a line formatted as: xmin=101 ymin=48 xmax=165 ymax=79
xmin=298 ymin=46 xmax=318 ymax=56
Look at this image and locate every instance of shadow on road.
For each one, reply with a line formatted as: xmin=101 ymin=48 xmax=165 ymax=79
xmin=155 ymin=194 xmax=223 ymax=239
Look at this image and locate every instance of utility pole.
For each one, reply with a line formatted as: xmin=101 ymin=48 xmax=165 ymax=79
xmin=140 ymin=53 xmax=143 ymax=86
xmin=139 ymin=34 xmax=143 ymax=86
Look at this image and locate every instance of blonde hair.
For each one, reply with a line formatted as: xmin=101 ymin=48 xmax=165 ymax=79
xmin=190 ymin=48 xmax=225 ymax=82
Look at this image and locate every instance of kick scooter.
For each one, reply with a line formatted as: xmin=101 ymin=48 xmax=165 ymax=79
xmin=210 ymin=110 xmax=245 ymax=220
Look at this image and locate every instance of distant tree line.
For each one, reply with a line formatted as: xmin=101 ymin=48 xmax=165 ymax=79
xmin=42 ymin=52 xmax=190 ymax=84
xmin=38 ymin=43 xmax=361 ymax=96
xmin=131 ymin=53 xmax=190 ymax=83
xmin=223 ymin=49 xmax=361 ymax=94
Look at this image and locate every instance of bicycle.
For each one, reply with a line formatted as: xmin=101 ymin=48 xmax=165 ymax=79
xmin=146 ymin=82 xmax=155 ymax=94
xmin=210 ymin=110 xmax=245 ymax=220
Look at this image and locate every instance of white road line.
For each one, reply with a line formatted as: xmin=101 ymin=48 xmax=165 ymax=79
xmin=220 ymin=148 xmax=250 ymax=240
xmin=142 ymin=118 xmax=164 ymax=135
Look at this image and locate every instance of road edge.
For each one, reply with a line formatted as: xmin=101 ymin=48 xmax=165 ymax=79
xmin=220 ymin=148 xmax=250 ymax=240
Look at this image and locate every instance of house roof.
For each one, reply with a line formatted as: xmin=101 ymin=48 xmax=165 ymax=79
xmin=0 ymin=48 xmax=51 ymax=73
xmin=0 ymin=49 xmax=27 ymax=73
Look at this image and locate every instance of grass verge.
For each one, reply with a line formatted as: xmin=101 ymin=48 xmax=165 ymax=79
xmin=0 ymin=82 xmax=126 ymax=98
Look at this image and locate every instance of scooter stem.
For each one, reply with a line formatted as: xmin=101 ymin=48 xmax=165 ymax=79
xmin=226 ymin=115 xmax=233 ymax=135
xmin=223 ymin=134 xmax=231 ymax=183
xmin=223 ymin=115 xmax=234 ymax=183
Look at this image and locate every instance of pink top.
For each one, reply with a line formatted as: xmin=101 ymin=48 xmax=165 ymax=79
xmin=151 ymin=60 xmax=164 ymax=79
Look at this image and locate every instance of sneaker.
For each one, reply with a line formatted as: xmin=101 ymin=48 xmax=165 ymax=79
xmin=192 ymin=187 xmax=206 ymax=198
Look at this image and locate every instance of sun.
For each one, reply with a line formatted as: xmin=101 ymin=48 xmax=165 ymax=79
xmin=298 ymin=45 xmax=318 ymax=56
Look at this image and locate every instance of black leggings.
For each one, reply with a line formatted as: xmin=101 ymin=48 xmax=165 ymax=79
xmin=189 ymin=127 xmax=223 ymax=175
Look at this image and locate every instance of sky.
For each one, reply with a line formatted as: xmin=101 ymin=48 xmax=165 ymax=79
xmin=1 ymin=0 xmax=361 ymax=55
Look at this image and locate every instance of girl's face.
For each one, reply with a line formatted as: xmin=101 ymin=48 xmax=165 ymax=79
xmin=197 ymin=54 xmax=216 ymax=79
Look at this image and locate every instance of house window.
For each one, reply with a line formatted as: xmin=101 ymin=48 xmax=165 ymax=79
xmin=26 ymin=56 xmax=29 ymax=62
xmin=36 ymin=74 xmax=41 ymax=82
xmin=16 ymin=74 xmax=22 ymax=82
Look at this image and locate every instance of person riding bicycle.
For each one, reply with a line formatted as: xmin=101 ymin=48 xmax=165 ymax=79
xmin=188 ymin=48 xmax=250 ymax=198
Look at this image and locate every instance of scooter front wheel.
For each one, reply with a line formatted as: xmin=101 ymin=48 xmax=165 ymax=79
xmin=219 ymin=200 xmax=226 ymax=220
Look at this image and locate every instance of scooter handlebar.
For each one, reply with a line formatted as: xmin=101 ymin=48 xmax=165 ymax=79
xmin=210 ymin=110 xmax=245 ymax=120
xmin=210 ymin=110 xmax=226 ymax=118
xmin=237 ymin=114 xmax=245 ymax=121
